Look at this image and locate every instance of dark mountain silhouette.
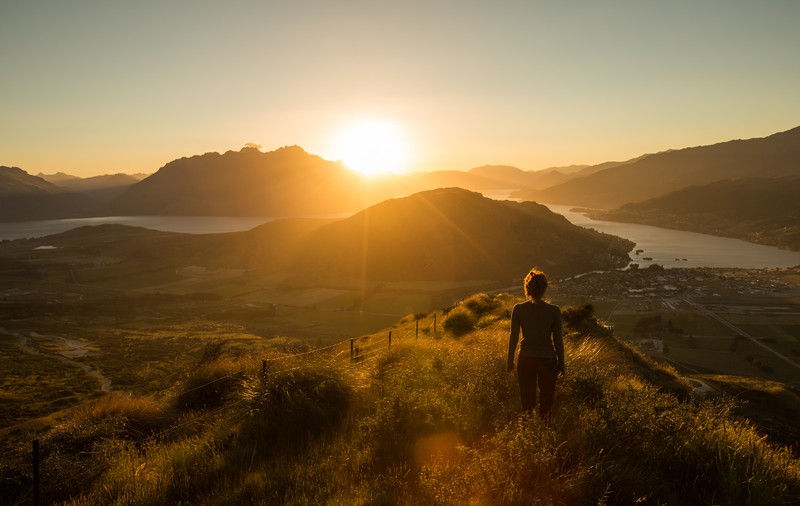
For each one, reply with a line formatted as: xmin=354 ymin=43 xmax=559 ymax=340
xmin=106 ymin=146 xmax=384 ymax=216
xmin=29 ymin=188 xmax=633 ymax=285
xmin=592 ymin=175 xmax=800 ymax=251
xmin=42 ymin=173 xmax=143 ymax=204
xmin=519 ymin=126 xmax=800 ymax=209
xmin=0 ymin=166 xmax=100 ymax=222
xmin=103 ymin=146 xmax=587 ymax=219
xmin=11 ymin=126 xmax=797 ymax=223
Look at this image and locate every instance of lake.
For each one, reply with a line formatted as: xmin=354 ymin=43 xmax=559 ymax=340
xmin=2 ymin=209 xmax=800 ymax=270
xmin=546 ymin=204 xmax=800 ymax=270
xmin=0 ymin=215 xmax=328 ymax=241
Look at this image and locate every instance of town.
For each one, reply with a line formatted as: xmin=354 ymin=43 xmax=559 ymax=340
xmin=553 ymin=265 xmax=800 ymax=387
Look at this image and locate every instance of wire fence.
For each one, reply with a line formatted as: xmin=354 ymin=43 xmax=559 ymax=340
xmin=12 ymin=319 xmax=437 ymax=506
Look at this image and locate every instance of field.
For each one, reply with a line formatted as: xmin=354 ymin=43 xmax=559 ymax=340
xmin=0 ymin=243 xmax=482 ymax=434
xmin=3 ymin=242 xmax=800 ymax=460
xmin=554 ymin=267 xmax=800 ymax=387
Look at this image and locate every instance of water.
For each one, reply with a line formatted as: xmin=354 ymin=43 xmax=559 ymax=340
xmin=546 ymin=204 xmax=800 ymax=269
xmin=0 ymin=215 xmax=295 ymax=240
xmin=3 ymin=208 xmax=800 ymax=270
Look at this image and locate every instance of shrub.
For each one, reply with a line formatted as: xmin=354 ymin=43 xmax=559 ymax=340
xmin=561 ymin=303 xmax=595 ymax=327
xmin=562 ymin=303 xmax=611 ymax=335
xmin=443 ymin=309 xmax=475 ymax=337
xmin=241 ymin=361 xmax=352 ymax=449
xmin=173 ymin=358 xmax=245 ymax=413
xmin=462 ymin=292 xmax=499 ymax=317
xmin=75 ymin=393 xmax=174 ymax=438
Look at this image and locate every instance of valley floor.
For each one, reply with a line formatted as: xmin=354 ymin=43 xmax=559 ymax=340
xmin=552 ymin=265 xmax=800 ymax=386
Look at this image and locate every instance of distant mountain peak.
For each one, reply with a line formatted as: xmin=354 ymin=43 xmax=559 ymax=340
xmin=106 ymin=144 xmax=370 ymax=216
xmin=37 ymin=171 xmax=80 ymax=182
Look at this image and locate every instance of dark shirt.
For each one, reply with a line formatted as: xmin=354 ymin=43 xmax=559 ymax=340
xmin=507 ymin=300 xmax=564 ymax=372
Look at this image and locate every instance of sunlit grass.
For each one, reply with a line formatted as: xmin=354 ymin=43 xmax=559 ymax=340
xmin=2 ymin=293 xmax=799 ymax=505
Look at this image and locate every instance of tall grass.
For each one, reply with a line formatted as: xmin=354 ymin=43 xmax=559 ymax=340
xmin=2 ymin=292 xmax=798 ymax=505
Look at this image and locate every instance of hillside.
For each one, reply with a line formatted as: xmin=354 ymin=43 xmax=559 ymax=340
xmin=14 ymin=188 xmax=634 ymax=287
xmin=2 ymin=295 xmax=798 ymax=505
xmin=520 ymin=126 xmax=800 ymax=209
xmin=591 ymin=175 xmax=800 ymax=251
xmin=0 ymin=166 xmax=100 ymax=222
xmin=291 ymin=188 xmax=634 ymax=284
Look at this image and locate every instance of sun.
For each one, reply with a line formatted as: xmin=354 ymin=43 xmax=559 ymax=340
xmin=332 ymin=120 xmax=410 ymax=176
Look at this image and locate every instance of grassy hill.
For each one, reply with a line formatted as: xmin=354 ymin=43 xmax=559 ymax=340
xmin=590 ymin=175 xmax=800 ymax=251
xmin=290 ymin=188 xmax=634 ymax=284
xmin=2 ymin=295 xmax=798 ymax=505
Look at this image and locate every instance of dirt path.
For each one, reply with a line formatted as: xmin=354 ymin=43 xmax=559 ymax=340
xmin=7 ymin=328 xmax=113 ymax=392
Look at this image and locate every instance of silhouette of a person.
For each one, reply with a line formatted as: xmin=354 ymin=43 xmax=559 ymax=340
xmin=507 ymin=268 xmax=565 ymax=420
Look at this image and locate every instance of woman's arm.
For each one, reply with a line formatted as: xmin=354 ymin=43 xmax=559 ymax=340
xmin=507 ymin=305 xmax=520 ymax=371
xmin=553 ymin=307 xmax=565 ymax=375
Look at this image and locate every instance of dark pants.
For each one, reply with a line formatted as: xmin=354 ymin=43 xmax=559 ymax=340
xmin=517 ymin=355 xmax=558 ymax=420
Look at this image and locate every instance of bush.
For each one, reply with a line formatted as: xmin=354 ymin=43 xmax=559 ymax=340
xmin=443 ymin=309 xmax=475 ymax=336
xmin=76 ymin=393 xmax=174 ymax=439
xmin=462 ymin=293 xmax=499 ymax=317
xmin=562 ymin=303 xmax=595 ymax=327
xmin=173 ymin=358 xmax=245 ymax=413
xmin=241 ymin=361 xmax=352 ymax=448
xmin=562 ymin=303 xmax=611 ymax=335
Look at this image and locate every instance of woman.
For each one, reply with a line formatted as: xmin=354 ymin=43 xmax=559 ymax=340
xmin=507 ymin=268 xmax=565 ymax=420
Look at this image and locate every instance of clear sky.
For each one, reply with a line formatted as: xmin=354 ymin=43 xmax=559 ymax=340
xmin=1 ymin=0 xmax=798 ymax=177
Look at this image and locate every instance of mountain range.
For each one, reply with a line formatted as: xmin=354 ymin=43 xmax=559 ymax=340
xmin=0 ymin=147 xmax=609 ymax=222
xmin=38 ymin=172 xmax=146 ymax=204
xmin=0 ymin=166 xmax=99 ymax=221
xmin=3 ymin=126 xmax=800 ymax=252
xmin=518 ymin=126 xmax=800 ymax=209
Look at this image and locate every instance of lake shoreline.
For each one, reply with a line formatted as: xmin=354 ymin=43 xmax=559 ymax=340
xmin=3 ymin=208 xmax=800 ymax=271
xmin=545 ymin=204 xmax=800 ymax=270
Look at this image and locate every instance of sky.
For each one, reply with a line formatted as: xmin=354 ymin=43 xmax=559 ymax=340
xmin=1 ymin=0 xmax=799 ymax=178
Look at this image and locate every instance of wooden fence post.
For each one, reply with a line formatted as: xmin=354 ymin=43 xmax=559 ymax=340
xmin=261 ymin=359 xmax=268 ymax=382
xmin=350 ymin=338 xmax=354 ymax=360
xmin=434 ymin=313 xmax=437 ymax=334
xmin=415 ymin=319 xmax=419 ymax=339
xmin=33 ymin=439 xmax=40 ymax=506
xmin=388 ymin=330 xmax=392 ymax=349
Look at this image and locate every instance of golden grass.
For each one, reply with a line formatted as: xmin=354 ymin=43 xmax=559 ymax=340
xmin=2 ymin=293 xmax=799 ymax=505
